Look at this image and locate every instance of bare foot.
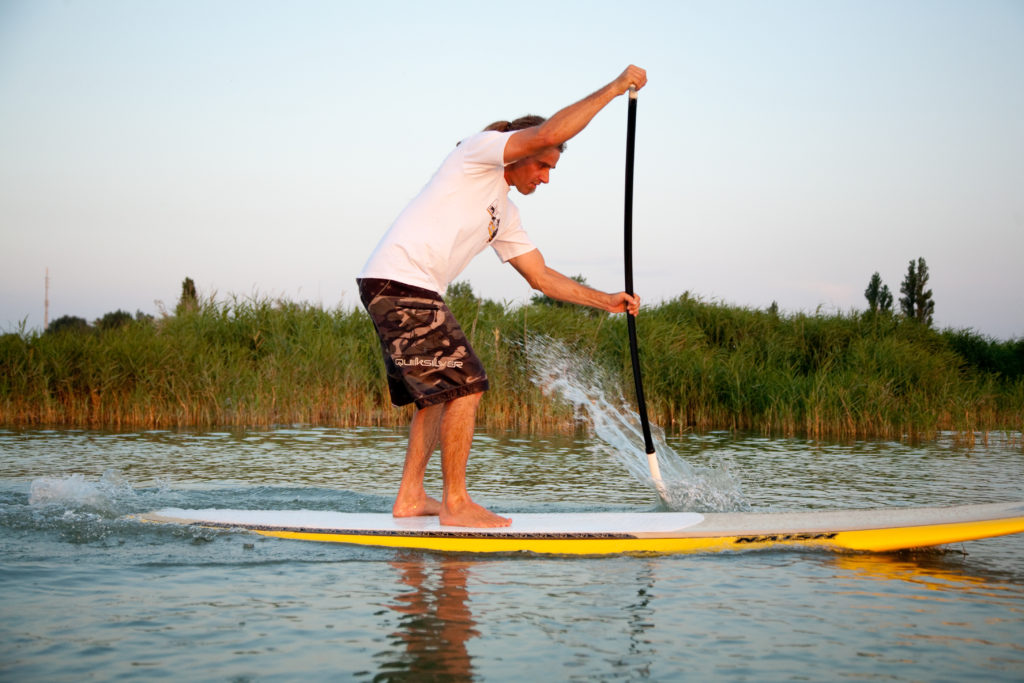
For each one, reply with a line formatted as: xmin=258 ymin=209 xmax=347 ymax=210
xmin=440 ymin=500 xmax=512 ymax=528
xmin=393 ymin=493 xmax=442 ymax=518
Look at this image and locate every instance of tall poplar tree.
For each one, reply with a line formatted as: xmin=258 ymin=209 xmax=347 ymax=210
xmin=176 ymin=277 xmax=199 ymax=315
xmin=864 ymin=272 xmax=893 ymax=314
xmin=899 ymin=257 xmax=935 ymax=325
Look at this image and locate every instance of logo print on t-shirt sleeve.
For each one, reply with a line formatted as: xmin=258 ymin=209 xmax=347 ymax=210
xmin=486 ymin=201 xmax=501 ymax=242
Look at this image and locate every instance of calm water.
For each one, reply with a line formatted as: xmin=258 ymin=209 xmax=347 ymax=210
xmin=1 ymin=427 xmax=1022 ymax=682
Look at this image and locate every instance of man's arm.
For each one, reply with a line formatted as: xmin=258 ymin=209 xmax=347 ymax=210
xmin=503 ymin=65 xmax=647 ymax=164
xmin=509 ymin=249 xmax=640 ymax=315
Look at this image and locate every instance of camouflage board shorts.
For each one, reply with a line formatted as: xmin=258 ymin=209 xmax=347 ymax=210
xmin=357 ymin=278 xmax=489 ymax=408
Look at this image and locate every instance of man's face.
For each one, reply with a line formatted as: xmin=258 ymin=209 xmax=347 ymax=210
xmin=505 ymin=147 xmax=561 ymax=195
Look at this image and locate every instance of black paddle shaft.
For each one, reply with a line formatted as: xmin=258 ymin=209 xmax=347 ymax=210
xmin=624 ymin=92 xmax=656 ymax=456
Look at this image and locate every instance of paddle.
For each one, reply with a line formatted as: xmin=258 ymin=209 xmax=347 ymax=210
xmin=624 ymin=86 xmax=669 ymax=503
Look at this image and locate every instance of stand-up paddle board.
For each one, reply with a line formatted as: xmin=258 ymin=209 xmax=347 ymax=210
xmin=138 ymin=501 xmax=1024 ymax=555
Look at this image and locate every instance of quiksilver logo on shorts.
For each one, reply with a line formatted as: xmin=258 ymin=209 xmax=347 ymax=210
xmin=395 ymin=356 xmax=464 ymax=369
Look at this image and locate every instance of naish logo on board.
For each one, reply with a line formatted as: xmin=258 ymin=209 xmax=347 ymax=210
xmin=395 ymin=356 xmax=464 ymax=369
xmin=733 ymin=532 xmax=838 ymax=544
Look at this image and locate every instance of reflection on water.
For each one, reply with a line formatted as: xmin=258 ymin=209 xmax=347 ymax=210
xmin=830 ymin=549 xmax=1024 ymax=602
xmin=818 ymin=551 xmax=1024 ymax=672
xmin=378 ymin=555 xmax=479 ymax=680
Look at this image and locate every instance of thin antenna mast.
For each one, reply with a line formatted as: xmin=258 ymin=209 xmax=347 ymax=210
xmin=45 ymin=267 xmax=50 ymax=329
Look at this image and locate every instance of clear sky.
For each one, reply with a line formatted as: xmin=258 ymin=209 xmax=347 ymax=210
xmin=2 ymin=0 xmax=1022 ymax=339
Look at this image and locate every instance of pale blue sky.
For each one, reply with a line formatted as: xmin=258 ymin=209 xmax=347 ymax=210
xmin=2 ymin=0 xmax=1022 ymax=338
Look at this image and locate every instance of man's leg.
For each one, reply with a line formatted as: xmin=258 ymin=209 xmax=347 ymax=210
xmin=393 ymin=402 xmax=444 ymax=517
xmin=438 ymin=392 xmax=511 ymax=528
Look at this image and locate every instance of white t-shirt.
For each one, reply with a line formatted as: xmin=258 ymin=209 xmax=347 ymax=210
xmin=358 ymin=131 xmax=537 ymax=294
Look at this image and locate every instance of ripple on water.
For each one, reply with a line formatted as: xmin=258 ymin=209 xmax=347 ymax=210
xmin=1 ymin=419 xmax=1023 ymax=680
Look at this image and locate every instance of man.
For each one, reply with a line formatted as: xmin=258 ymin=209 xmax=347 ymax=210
xmin=358 ymin=65 xmax=647 ymax=527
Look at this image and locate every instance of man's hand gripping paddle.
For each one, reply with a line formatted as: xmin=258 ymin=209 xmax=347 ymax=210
xmin=624 ymin=86 xmax=669 ymax=504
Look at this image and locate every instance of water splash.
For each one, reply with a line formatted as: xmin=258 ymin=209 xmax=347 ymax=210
xmin=29 ymin=470 xmax=138 ymax=516
xmin=525 ymin=335 xmax=748 ymax=512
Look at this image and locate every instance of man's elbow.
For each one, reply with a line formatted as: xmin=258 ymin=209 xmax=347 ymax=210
xmin=518 ymin=270 xmax=548 ymax=294
xmin=524 ymin=274 xmax=546 ymax=293
xmin=530 ymin=124 xmax=564 ymax=151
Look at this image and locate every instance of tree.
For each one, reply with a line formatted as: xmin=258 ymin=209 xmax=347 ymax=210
xmin=95 ymin=309 xmax=134 ymax=331
xmin=899 ymin=257 xmax=935 ymax=325
xmin=864 ymin=272 xmax=893 ymax=314
xmin=446 ymin=280 xmax=477 ymax=303
xmin=880 ymin=284 xmax=893 ymax=313
xmin=45 ymin=315 xmax=91 ymax=335
xmin=176 ymin=277 xmax=198 ymax=314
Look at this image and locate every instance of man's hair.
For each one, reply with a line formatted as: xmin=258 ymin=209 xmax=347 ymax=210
xmin=483 ymin=115 xmax=567 ymax=153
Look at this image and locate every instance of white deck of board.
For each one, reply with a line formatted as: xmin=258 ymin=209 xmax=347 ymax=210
xmin=144 ymin=508 xmax=706 ymax=535
xmin=683 ymin=501 xmax=1024 ymax=536
xmin=140 ymin=501 xmax=1024 ymax=538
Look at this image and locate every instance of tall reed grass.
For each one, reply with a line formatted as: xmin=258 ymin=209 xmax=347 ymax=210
xmin=2 ymin=289 xmax=1021 ymax=438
